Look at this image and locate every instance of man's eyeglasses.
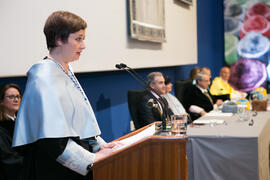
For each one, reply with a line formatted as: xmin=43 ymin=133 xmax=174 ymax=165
xmin=5 ymin=95 xmax=22 ymax=100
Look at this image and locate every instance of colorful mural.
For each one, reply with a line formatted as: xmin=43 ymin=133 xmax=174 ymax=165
xmin=224 ymin=0 xmax=270 ymax=92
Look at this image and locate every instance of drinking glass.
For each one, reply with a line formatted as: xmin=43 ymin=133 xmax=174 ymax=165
xmin=171 ymin=114 xmax=187 ymax=136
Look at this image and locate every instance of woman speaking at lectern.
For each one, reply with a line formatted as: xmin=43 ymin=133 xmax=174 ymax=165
xmin=13 ymin=11 xmax=121 ymax=180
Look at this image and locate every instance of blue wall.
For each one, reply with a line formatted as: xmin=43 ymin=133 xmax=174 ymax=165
xmin=0 ymin=0 xmax=224 ymax=142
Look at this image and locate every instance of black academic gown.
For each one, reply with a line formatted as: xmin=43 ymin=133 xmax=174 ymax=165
xmin=0 ymin=119 xmax=23 ymax=180
xmin=183 ymin=85 xmax=217 ymax=121
xmin=137 ymin=91 xmax=173 ymax=129
xmin=17 ymin=137 xmax=93 ymax=180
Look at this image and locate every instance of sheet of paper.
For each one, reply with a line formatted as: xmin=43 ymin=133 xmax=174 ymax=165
xmin=114 ymin=125 xmax=155 ymax=151
xmin=193 ymin=119 xmax=225 ymax=125
xmin=205 ymin=111 xmax=233 ymax=117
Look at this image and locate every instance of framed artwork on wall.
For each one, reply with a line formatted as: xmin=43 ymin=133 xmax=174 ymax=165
xmin=129 ymin=0 xmax=166 ymax=43
xmin=179 ymin=0 xmax=192 ymax=5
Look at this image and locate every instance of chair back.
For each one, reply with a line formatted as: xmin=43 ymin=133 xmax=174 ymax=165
xmin=175 ymin=80 xmax=192 ymax=109
xmin=127 ymin=89 xmax=148 ymax=130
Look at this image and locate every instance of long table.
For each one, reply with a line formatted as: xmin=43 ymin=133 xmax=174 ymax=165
xmin=187 ymin=111 xmax=270 ymax=180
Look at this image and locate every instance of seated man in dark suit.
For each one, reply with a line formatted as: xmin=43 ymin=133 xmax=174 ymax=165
xmin=183 ymin=72 xmax=223 ymax=121
xmin=137 ymin=72 xmax=173 ymax=129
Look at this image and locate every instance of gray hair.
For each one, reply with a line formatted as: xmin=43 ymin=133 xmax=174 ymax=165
xmin=195 ymin=72 xmax=208 ymax=81
xmin=146 ymin=72 xmax=163 ymax=87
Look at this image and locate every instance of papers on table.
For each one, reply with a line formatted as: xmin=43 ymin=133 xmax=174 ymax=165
xmin=114 ymin=125 xmax=156 ymax=151
xmin=205 ymin=111 xmax=233 ymax=117
xmin=193 ymin=110 xmax=229 ymax=124
xmin=193 ymin=119 xmax=225 ymax=125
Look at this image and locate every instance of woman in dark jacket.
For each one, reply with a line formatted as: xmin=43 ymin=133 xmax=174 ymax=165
xmin=0 ymin=83 xmax=23 ymax=180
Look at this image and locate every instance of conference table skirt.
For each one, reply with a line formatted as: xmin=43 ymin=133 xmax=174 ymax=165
xmin=187 ymin=111 xmax=270 ymax=180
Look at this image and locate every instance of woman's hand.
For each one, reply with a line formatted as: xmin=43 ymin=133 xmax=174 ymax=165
xmin=100 ymin=141 xmax=124 ymax=149
xmin=94 ymin=148 xmax=114 ymax=162
xmin=94 ymin=141 xmax=124 ymax=163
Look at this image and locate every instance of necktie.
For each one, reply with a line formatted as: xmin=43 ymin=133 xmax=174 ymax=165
xmin=158 ymin=98 xmax=171 ymax=125
xmin=158 ymin=97 xmax=165 ymax=109
xmin=203 ymin=91 xmax=213 ymax=105
xmin=154 ymin=98 xmax=163 ymax=115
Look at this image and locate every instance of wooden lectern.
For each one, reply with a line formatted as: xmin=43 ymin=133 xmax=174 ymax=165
xmin=92 ymin=123 xmax=188 ymax=180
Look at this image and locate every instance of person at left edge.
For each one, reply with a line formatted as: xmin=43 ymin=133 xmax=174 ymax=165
xmin=0 ymin=84 xmax=23 ymax=180
xmin=12 ymin=11 xmax=121 ymax=180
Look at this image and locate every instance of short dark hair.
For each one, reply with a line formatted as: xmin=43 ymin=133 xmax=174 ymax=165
xmin=189 ymin=67 xmax=200 ymax=80
xmin=164 ymin=75 xmax=171 ymax=85
xmin=44 ymin=11 xmax=87 ymax=50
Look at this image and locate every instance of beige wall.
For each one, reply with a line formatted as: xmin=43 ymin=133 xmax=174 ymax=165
xmin=0 ymin=0 xmax=197 ymax=77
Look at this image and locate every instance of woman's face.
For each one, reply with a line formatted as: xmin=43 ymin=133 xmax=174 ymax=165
xmin=0 ymin=87 xmax=21 ymax=116
xmin=166 ymin=83 xmax=173 ymax=93
xmin=59 ymin=29 xmax=86 ymax=63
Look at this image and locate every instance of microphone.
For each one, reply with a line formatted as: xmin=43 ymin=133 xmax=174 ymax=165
xmin=119 ymin=63 xmax=127 ymax=68
xmin=116 ymin=63 xmax=147 ymax=87
xmin=115 ymin=64 xmax=122 ymax=69
xmin=115 ymin=62 xmax=168 ymax=131
xmin=116 ymin=63 xmax=149 ymax=87
xmin=115 ymin=63 xmax=127 ymax=69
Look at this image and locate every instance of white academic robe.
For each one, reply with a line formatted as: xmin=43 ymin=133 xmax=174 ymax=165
xmin=13 ymin=59 xmax=104 ymax=177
